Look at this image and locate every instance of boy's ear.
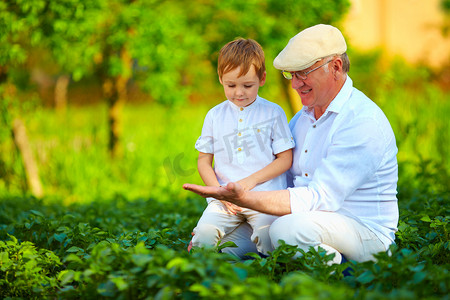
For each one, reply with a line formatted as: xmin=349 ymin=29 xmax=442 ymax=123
xmin=259 ymin=71 xmax=267 ymax=86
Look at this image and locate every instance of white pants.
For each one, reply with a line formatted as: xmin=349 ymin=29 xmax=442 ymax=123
xmin=192 ymin=200 xmax=277 ymax=255
xmin=220 ymin=222 xmax=257 ymax=258
xmin=269 ymin=211 xmax=386 ymax=263
xmin=220 ymin=211 xmax=386 ymax=263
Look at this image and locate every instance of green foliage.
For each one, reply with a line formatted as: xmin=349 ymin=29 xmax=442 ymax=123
xmin=442 ymin=0 xmax=450 ymax=12
xmin=42 ymin=0 xmax=107 ymax=80
xmin=0 ymin=194 xmax=448 ymax=299
xmin=343 ymin=246 xmax=449 ymax=299
xmin=1 ymin=0 xmax=350 ymax=105
xmin=0 ymin=0 xmax=46 ymax=67
xmin=0 ymin=235 xmax=61 ymax=298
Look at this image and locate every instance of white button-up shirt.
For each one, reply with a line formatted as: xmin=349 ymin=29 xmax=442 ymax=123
xmin=288 ymin=77 xmax=399 ymax=248
xmin=196 ymin=96 xmax=295 ymax=193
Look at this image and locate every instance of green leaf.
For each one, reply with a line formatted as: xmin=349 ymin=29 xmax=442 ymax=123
xmin=66 ymin=246 xmax=84 ymax=253
xmin=412 ymin=271 xmax=427 ymax=284
xmin=111 ymin=276 xmax=129 ymax=291
xmin=97 ymin=281 xmax=117 ymax=297
xmin=53 ymin=233 xmax=67 ymax=243
xmin=356 ymin=271 xmax=375 ymax=284
xmin=29 ymin=210 xmax=45 ymax=217
xmin=167 ymin=257 xmax=187 ymax=269
xmin=217 ymin=241 xmax=238 ymax=251
xmin=58 ymin=270 xmax=75 ymax=285
xmin=420 ymin=215 xmax=432 ymax=222
xmin=131 ymin=253 xmax=152 ymax=267
xmin=232 ymin=266 xmax=248 ymax=281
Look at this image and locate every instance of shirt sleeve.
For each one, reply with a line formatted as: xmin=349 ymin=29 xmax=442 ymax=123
xmin=195 ymin=109 xmax=214 ymax=154
xmin=271 ymin=107 xmax=295 ymax=155
xmin=289 ymin=115 xmax=388 ymax=213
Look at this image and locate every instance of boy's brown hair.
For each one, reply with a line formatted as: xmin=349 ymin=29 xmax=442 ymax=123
xmin=218 ymin=38 xmax=266 ymax=80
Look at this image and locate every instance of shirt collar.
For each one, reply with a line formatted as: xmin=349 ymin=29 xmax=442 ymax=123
xmin=227 ymin=95 xmax=260 ymax=112
xmin=303 ymin=75 xmax=353 ymax=120
xmin=325 ymin=75 xmax=353 ymax=114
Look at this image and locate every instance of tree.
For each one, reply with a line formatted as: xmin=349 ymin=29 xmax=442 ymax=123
xmin=174 ymin=0 xmax=351 ymax=115
xmin=0 ymin=0 xmax=105 ymax=194
xmin=0 ymin=0 xmax=48 ymax=197
xmin=2 ymin=0 xmax=207 ymax=158
xmin=88 ymin=0 xmax=208 ymax=157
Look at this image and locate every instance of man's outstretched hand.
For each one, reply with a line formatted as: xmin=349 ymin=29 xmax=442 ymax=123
xmin=183 ymin=182 xmax=246 ymax=207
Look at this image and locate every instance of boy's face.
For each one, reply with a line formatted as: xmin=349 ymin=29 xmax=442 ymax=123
xmin=220 ymin=65 xmax=266 ymax=107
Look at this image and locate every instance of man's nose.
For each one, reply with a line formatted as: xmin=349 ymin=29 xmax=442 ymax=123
xmin=291 ymin=77 xmax=305 ymax=90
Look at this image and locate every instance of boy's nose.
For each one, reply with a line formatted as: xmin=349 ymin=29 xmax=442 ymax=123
xmin=235 ymin=87 xmax=244 ymax=96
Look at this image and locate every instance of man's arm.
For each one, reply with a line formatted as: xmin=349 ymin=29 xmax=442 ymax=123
xmin=183 ymin=182 xmax=292 ymax=216
xmin=237 ymin=149 xmax=293 ymax=191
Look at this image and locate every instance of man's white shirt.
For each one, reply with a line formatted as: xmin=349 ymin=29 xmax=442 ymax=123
xmin=288 ymin=76 xmax=399 ymax=248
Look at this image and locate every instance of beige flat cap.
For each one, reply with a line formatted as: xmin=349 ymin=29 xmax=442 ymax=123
xmin=273 ymin=24 xmax=347 ymax=71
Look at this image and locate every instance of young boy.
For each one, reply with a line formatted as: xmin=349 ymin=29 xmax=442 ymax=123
xmin=192 ymin=38 xmax=294 ymax=255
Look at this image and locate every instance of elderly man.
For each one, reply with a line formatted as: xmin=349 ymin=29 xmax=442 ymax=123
xmin=184 ymin=24 xmax=399 ymax=263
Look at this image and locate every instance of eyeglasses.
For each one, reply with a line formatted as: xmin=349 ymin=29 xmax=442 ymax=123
xmin=282 ymin=59 xmax=333 ymax=80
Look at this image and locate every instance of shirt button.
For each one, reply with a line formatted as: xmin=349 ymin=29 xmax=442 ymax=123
xmin=257 ymin=129 xmax=261 ymax=133
xmin=238 ymin=148 xmax=242 ymax=151
xmin=313 ymin=125 xmax=316 ymax=128
xmin=305 ymin=173 xmax=308 ymax=177
xmin=240 ymin=107 xmax=244 ymax=111
xmin=304 ymin=149 xmax=308 ymax=153
xmin=238 ymin=132 xmax=242 ymax=136
xmin=239 ymin=119 xmax=243 ymax=122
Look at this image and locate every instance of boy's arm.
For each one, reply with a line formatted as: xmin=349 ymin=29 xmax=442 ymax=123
xmin=237 ymin=149 xmax=293 ymax=191
xmin=197 ymin=152 xmax=220 ymax=187
xmin=197 ymin=152 xmax=242 ymax=214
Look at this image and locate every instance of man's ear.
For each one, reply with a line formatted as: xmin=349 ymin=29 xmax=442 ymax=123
xmin=333 ymin=57 xmax=343 ymax=72
xmin=259 ymin=71 xmax=267 ymax=86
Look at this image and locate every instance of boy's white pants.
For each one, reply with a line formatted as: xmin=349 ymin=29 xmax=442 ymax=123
xmin=192 ymin=199 xmax=278 ymax=255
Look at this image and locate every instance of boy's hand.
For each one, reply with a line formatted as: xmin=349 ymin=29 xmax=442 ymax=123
xmin=220 ymin=200 xmax=242 ymax=215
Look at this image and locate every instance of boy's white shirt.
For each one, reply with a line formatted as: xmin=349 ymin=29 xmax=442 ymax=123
xmin=195 ymin=95 xmax=295 ymax=202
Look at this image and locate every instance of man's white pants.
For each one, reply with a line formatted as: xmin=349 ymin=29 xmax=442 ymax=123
xmin=192 ymin=200 xmax=277 ymax=255
xmin=220 ymin=211 xmax=386 ymax=263
xmin=269 ymin=211 xmax=386 ymax=263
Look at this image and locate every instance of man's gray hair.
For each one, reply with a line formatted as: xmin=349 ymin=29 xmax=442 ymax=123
xmin=341 ymin=52 xmax=350 ymax=73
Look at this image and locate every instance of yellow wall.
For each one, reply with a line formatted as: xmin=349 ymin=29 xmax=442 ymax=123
xmin=343 ymin=0 xmax=450 ymax=69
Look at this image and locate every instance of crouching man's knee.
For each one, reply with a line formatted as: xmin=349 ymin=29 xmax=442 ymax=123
xmin=269 ymin=213 xmax=319 ymax=249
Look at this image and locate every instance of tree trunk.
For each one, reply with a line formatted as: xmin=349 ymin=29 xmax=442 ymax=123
xmin=1 ymin=80 xmax=42 ymax=196
xmin=281 ymin=78 xmax=302 ymax=117
xmin=12 ymin=118 xmax=44 ymax=198
xmin=54 ymin=74 xmax=70 ymax=113
xmin=104 ymin=47 xmax=132 ymax=158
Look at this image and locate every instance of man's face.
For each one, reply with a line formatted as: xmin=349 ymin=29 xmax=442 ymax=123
xmin=291 ymin=59 xmax=335 ymax=111
xmin=220 ymin=65 xmax=266 ymax=107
